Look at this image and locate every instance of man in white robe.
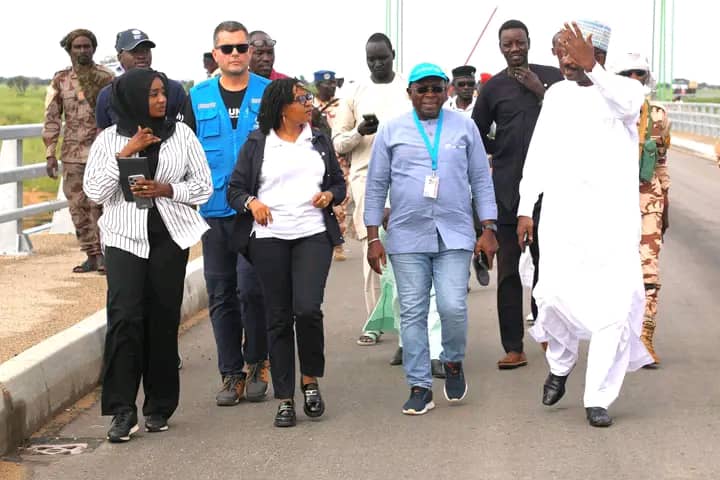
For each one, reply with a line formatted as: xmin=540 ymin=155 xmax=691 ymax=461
xmin=517 ymin=21 xmax=653 ymax=428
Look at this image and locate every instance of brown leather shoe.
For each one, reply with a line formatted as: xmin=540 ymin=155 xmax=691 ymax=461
xmin=497 ymin=351 xmax=528 ymax=370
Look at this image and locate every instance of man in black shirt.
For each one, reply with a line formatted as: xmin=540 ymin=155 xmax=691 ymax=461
xmin=472 ymin=19 xmax=563 ymax=370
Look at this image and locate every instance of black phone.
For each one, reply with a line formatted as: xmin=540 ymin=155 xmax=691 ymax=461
xmin=362 ymin=113 xmax=378 ymax=124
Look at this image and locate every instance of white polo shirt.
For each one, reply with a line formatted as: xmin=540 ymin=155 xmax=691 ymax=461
xmin=253 ymin=127 xmax=327 ymax=240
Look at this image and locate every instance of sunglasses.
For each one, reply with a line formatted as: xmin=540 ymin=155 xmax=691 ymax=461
xmin=250 ymin=39 xmax=277 ymax=48
xmin=456 ymin=81 xmax=476 ymax=88
xmin=294 ymin=93 xmax=314 ymax=104
xmin=620 ymin=69 xmax=647 ymax=77
xmin=412 ymin=85 xmax=445 ymax=94
xmin=216 ymin=43 xmax=249 ymax=55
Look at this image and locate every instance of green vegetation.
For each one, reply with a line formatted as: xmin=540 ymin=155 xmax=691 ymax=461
xmin=685 ymin=89 xmax=720 ymax=104
xmin=0 ymin=84 xmax=59 ymax=193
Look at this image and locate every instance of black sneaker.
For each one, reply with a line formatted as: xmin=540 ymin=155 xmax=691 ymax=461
xmin=107 ymin=411 xmax=139 ymax=443
xmin=431 ymin=359 xmax=446 ymax=379
xmin=402 ymin=387 xmax=435 ymax=415
xmin=216 ymin=374 xmax=246 ymax=406
xmin=443 ymin=361 xmax=468 ymax=402
xmin=274 ymin=400 xmax=297 ymax=427
xmin=145 ymin=414 xmax=169 ymax=433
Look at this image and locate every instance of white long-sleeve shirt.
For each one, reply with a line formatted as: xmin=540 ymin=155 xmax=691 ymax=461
xmin=331 ymin=74 xmax=410 ymax=178
xmin=84 ymin=122 xmax=212 ymax=258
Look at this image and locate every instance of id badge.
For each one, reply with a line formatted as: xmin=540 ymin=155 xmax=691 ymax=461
xmin=423 ymin=174 xmax=439 ymax=199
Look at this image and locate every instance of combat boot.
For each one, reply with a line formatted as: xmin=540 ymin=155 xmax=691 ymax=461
xmin=641 ymin=319 xmax=660 ymax=368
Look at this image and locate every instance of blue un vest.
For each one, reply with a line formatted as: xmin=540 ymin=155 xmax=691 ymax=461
xmin=190 ymin=73 xmax=270 ymax=218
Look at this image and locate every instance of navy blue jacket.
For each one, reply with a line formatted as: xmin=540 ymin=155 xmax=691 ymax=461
xmin=95 ymin=77 xmax=187 ymax=129
xmin=227 ymin=128 xmax=346 ymax=254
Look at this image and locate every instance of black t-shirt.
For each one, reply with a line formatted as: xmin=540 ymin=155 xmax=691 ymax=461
xmin=181 ymin=83 xmax=247 ymax=131
xmin=471 ymin=64 xmax=563 ymax=223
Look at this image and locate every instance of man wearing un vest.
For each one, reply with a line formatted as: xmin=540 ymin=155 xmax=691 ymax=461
xmin=182 ymin=20 xmax=270 ymax=406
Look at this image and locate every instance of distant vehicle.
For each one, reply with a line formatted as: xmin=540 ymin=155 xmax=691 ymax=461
xmin=672 ymin=78 xmax=697 ymax=96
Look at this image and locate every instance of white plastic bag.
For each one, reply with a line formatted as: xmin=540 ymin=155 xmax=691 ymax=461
xmin=519 ymin=249 xmax=535 ymax=289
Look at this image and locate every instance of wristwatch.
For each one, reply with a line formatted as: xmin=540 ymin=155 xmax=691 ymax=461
xmin=244 ymin=195 xmax=256 ymax=210
xmin=481 ymin=222 xmax=497 ymax=233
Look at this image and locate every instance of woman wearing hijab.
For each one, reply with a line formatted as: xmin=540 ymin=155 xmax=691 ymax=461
xmin=227 ymin=78 xmax=345 ymax=427
xmin=84 ymin=68 xmax=212 ymax=442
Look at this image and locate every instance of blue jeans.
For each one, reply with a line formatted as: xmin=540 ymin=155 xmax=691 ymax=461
xmin=203 ymin=217 xmax=267 ymax=377
xmin=390 ymin=237 xmax=472 ymax=389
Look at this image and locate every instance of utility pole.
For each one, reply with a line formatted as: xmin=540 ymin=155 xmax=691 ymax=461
xmin=385 ymin=0 xmax=404 ymax=73
xmin=654 ymin=0 xmax=675 ymax=101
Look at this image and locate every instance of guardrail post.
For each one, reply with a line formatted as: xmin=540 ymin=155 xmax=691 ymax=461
xmin=49 ymin=175 xmax=75 ymax=234
xmin=0 ymin=139 xmax=30 ymax=254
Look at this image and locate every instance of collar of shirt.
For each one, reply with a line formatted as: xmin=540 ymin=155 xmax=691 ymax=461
xmin=266 ymin=125 xmax=314 ymax=148
xmin=445 ymin=96 xmax=475 ymax=112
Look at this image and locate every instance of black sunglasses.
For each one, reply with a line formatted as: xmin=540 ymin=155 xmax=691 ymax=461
xmin=216 ymin=43 xmax=250 ymax=55
xmin=294 ymin=93 xmax=314 ymax=104
xmin=413 ymin=85 xmax=445 ymax=94
xmin=250 ymin=39 xmax=277 ymax=48
xmin=620 ymin=69 xmax=648 ymax=77
xmin=456 ymin=80 xmax=476 ymax=88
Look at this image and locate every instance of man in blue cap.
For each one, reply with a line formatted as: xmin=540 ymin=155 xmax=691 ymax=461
xmin=312 ymin=69 xmax=348 ymax=262
xmin=365 ymin=62 xmax=498 ymax=415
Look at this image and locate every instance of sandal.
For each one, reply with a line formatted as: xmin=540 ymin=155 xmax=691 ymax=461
xmin=72 ymin=257 xmax=98 ymax=274
xmin=356 ymin=331 xmax=381 ymax=346
xmin=301 ymin=383 xmax=325 ymax=418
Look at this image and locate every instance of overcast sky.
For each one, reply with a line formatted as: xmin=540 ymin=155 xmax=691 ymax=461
xmin=1 ymin=0 xmax=717 ymax=85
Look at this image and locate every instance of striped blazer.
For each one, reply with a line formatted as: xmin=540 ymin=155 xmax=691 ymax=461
xmin=84 ymin=123 xmax=212 ymax=258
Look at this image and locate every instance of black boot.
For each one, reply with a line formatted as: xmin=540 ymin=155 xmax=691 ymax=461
xmin=585 ymin=407 xmax=613 ymax=427
xmin=542 ymin=372 xmax=568 ymax=406
xmin=389 ymin=347 xmax=403 ymax=366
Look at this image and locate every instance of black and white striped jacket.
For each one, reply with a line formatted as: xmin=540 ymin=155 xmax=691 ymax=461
xmin=84 ymin=123 xmax=212 ymax=258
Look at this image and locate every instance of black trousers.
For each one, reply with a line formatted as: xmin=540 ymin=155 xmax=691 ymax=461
xmin=249 ymin=232 xmax=333 ymax=399
xmin=496 ymin=222 xmax=539 ymax=354
xmin=101 ymin=236 xmax=189 ymax=418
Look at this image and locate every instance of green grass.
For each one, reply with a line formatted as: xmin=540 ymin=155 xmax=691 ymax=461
xmin=0 ymin=84 xmax=60 ymax=193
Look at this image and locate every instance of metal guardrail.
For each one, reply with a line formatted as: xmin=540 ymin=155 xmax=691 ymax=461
xmin=658 ymin=102 xmax=720 ymax=138
xmin=0 ymin=124 xmax=67 ymax=254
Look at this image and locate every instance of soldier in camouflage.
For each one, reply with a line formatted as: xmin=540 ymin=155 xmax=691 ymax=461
xmin=617 ymin=54 xmax=671 ymax=367
xmin=42 ymin=29 xmax=113 ymax=273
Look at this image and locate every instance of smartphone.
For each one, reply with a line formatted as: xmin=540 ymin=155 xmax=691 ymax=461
xmin=362 ymin=113 xmax=378 ymax=124
xmin=128 ymin=174 xmax=154 ymax=209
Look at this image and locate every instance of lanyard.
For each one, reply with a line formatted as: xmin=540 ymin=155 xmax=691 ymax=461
xmin=412 ymin=109 xmax=444 ymax=172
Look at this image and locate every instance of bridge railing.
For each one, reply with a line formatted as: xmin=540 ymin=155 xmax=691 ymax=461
xmin=0 ymin=124 xmax=68 ymax=254
xmin=658 ymin=102 xmax=720 ymax=138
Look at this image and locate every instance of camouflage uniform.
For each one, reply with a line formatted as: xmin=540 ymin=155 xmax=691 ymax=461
xmin=638 ymin=100 xmax=671 ymax=363
xmin=314 ymin=97 xmax=352 ymax=257
xmin=42 ymin=65 xmax=113 ymax=257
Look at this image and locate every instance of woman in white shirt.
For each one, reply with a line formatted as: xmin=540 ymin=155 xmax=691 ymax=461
xmin=84 ymin=68 xmax=211 ymax=442
xmin=227 ymin=78 xmax=345 ymax=428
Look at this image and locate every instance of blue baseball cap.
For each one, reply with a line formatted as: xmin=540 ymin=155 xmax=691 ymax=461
xmin=408 ymin=63 xmax=448 ymax=84
xmin=314 ymin=70 xmax=336 ymax=82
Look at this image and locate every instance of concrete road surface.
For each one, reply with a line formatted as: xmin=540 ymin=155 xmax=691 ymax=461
xmin=18 ymin=150 xmax=720 ymax=479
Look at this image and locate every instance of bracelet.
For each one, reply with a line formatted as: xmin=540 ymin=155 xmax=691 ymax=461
xmin=367 ymin=238 xmax=381 ymax=245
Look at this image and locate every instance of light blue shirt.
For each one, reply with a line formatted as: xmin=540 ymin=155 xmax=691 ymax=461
xmin=365 ymin=109 xmax=497 ymax=254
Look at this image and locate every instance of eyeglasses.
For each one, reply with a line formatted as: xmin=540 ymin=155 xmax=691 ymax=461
xmin=294 ymin=93 xmax=314 ymax=104
xmin=412 ymin=85 xmax=445 ymax=94
xmin=216 ymin=44 xmax=250 ymax=55
xmin=250 ymin=39 xmax=277 ymax=48
xmin=619 ymin=69 xmax=648 ymax=78
xmin=455 ymin=81 xmax=476 ymax=88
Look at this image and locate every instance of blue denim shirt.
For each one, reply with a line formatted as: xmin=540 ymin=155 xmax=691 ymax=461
xmin=364 ymin=109 xmax=497 ymax=254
